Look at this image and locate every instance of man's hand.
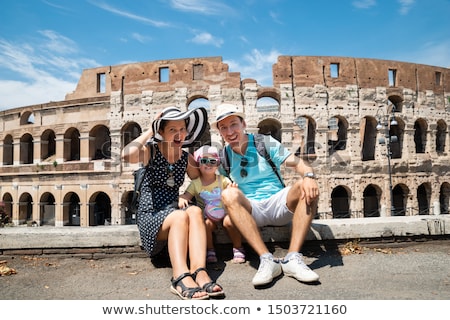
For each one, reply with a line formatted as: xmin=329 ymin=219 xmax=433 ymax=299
xmin=301 ymin=177 xmax=320 ymax=205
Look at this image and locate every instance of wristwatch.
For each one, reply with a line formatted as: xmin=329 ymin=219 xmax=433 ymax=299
xmin=304 ymin=172 xmax=317 ymax=179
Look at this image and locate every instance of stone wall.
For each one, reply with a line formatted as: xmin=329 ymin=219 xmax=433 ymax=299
xmin=1 ymin=56 xmax=449 ymax=227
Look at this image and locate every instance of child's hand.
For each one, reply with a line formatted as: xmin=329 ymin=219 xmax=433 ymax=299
xmin=227 ymin=182 xmax=239 ymax=188
xmin=178 ymin=198 xmax=189 ymax=209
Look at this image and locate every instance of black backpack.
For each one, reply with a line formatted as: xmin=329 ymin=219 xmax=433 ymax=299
xmin=129 ymin=144 xmax=155 ymax=216
xmin=219 ymin=133 xmax=285 ymax=187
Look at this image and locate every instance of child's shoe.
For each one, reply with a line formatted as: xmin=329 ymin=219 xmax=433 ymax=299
xmin=232 ymin=247 xmax=246 ymax=264
xmin=206 ymin=249 xmax=218 ymax=263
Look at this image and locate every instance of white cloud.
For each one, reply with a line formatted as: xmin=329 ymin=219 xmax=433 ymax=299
xmin=169 ymin=0 xmax=233 ymax=15
xmin=131 ymin=33 xmax=152 ymax=44
xmin=0 ymin=32 xmax=98 ymax=110
xmin=240 ymin=36 xmax=249 ymax=44
xmin=352 ymin=0 xmax=376 ymax=9
xmin=225 ymin=49 xmax=281 ymax=86
xmin=269 ymin=11 xmax=283 ymax=25
xmin=398 ymin=0 xmax=415 ymax=15
xmin=88 ymin=0 xmax=171 ymax=27
xmin=0 ymin=78 xmax=76 ymax=110
xmin=189 ymin=32 xmax=224 ymax=47
xmin=38 ymin=30 xmax=78 ymax=54
xmin=42 ymin=0 xmax=71 ymax=11
xmin=413 ymin=41 xmax=450 ymax=68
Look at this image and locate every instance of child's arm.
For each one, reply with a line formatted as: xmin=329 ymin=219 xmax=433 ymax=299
xmin=222 ymin=176 xmax=238 ymax=189
xmin=179 ymin=192 xmax=194 ymax=209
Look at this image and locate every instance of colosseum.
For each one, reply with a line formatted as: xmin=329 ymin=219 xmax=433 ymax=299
xmin=0 ymin=55 xmax=449 ymax=228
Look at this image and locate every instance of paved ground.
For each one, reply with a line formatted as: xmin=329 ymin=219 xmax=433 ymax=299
xmin=1 ymin=238 xmax=449 ymax=300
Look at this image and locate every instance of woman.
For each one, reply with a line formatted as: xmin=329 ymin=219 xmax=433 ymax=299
xmin=121 ymin=106 xmax=224 ymax=300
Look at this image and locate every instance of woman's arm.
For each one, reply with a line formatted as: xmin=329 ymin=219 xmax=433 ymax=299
xmin=121 ymin=127 xmax=154 ymax=164
xmin=122 ymin=112 xmax=162 ymax=164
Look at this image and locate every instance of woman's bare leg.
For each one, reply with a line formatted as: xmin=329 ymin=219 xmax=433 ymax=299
xmin=186 ymin=206 xmax=222 ymax=293
xmin=158 ymin=210 xmax=207 ymax=298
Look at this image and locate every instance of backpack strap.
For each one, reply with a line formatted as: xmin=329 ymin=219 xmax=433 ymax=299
xmin=253 ymin=134 xmax=285 ymax=188
xmin=148 ymin=143 xmax=155 ymax=167
xmin=219 ymin=134 xmax=285 ymax=187
xmin=219 ymin=145 xmax=232 ymax=182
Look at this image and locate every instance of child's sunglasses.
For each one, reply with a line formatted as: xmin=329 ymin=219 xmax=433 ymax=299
xmin=199 ymin=158 xmax=219 ymax=165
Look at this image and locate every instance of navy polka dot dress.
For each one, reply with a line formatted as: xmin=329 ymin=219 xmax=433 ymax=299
xmin=137 ymin=145 xmax=188 ymax=257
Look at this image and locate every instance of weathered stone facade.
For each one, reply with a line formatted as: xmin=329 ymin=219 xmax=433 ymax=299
xmin=1 ymin=56 xmax=449 ymax=227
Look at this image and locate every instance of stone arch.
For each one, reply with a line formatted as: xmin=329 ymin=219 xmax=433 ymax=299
xmin=122 ymin=191 xmax=136 ymax=225
xmin=1 ymin=193 xmax=13 ymax=223
xmin=41 ymin=129 xmax=56 ymax=161
xmin=20 ymin=110 xmax=34 ymax=125
xmin=392 ymin=184 xmax=409 ymax=216
xmin=20 ymin=133 xmax=33 ymax=164
xmin=363 ymin=184 xmax=381 ymax=217
xmin=18 ymin=192 xmax=33 ymax=224
xmin=64 ymin=127 xmax=81 ymax=161
xmin=328 ymin=115 xmax=348 ymax=152
xmin=417 ymin=182 xmax=431 ymax=215
xmin=390 ymin=117 xmax=405 ymax=159
xmin=187 ymin=96 xmax=210 ymax=110
xmin=256 ymin=95 xmax=280 ymax=114
xmin=121 ymin=122 xmax=142 ymax=151
xmin=388 ymin=95 xmax=403 ymax=113
xmin=88 ymin=191 xmax=111 ymax=226
xmin=3 ymin=134 xmax=13 ymax=165
xmin=257 ymin=88 xmax=280 ymax=103
xmin=293 ymin=116 xmax=316 ymax=157
xmin=414 ymin=118 xmax=428 ymax=154
xmin=258 ymin=118 xmax=282 ymax=142
xmin=439 ymin=182 xmax=450 ymax=215
xmin=40 ymin=192 xmax=56 ymax=226
xmin=436 ymin=119 xmax=446 ymax=153
xmin=361 ymin=116 xmax=377 ymax=161
xmin=63 ymin=192 xmax=81 ymax=226
xmin=90 ymin=125 xmax=111 ymax=160
xmin=331 ymin=185 xmax=351 ymax=218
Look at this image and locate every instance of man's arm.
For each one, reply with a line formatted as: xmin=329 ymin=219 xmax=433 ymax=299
xmin=283 ymin=154 xmax=319 ymax=205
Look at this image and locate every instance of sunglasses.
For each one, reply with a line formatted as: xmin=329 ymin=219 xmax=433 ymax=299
xmin=240 ymin=157 xmax=248 ymax=177
xmin=166 ymin=164 xmax=175 ymax=187
xmin=199 ymin=158 xmax=219 ymax=165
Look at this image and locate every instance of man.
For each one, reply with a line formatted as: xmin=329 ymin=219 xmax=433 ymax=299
xmin=212 ymin=103 xmax=320 ymax=287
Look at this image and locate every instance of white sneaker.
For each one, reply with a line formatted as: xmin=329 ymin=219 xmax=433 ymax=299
xmin=281 ymin=253 xmax=319 ymax=282
xmin=252 ymin=257 xmax=282 ymax=286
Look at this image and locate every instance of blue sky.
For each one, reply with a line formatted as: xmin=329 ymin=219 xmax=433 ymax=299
xmin=1 ymin=0 xmax=449 ymax=110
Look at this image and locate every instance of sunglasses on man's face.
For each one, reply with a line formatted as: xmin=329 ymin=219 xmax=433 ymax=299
xmin=199 ymin=158 xmax=219 ymax=165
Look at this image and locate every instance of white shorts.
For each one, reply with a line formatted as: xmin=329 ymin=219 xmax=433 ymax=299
xmin=250 ymin=186 xmax=294 ymax=227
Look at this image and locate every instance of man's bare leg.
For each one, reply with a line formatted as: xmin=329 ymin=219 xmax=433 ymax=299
xmin=222 ymin=187 xmax=282 ymax=286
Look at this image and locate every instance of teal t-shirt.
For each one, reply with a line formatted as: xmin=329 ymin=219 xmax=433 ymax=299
xmin=221 ymin=134 xmax=290 ymax=201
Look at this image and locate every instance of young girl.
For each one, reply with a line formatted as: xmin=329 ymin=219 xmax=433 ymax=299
xmin=121 ymin=107 xmax=224 ymax=300
xmin=179 ymin=145 xmax=246 ymax=264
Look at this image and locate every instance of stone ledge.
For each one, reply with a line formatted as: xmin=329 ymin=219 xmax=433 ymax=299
xmin=1 ymin=216 xmax=449 ymax=252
